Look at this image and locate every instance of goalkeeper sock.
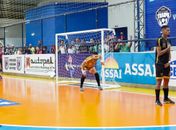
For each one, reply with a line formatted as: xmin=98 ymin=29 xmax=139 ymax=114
xmin=80 ymin=75 xmax=86 ymax=88
xmin=95 ymin=73 xmax=100 ymax=86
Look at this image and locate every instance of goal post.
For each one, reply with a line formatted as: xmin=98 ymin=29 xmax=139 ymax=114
xmin=55 ymin=28 xmax=120 ymax=89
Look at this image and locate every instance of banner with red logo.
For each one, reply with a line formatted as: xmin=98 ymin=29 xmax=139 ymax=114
xmin=25 ymin=54 xmax=55 ymax=76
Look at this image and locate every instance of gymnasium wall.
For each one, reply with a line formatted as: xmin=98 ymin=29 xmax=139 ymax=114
xmin=107 ymin=0 xmax=135 ymax=51
xmin=25 ymin=2 xmax=108 ymax=47
xmin=145 ymin=0 xmax=176 ymax=49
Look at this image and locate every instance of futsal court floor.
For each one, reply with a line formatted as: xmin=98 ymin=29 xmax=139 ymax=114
xmin=0 ymin=75 xmax=176 ymax=130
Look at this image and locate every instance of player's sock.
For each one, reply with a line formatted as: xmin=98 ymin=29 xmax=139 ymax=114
xmin=155 ymin=89 xmax=162 ymax=106
xmin=80 ymin=75 xmax=86 ymax=89
xmin=95 ymin=73 xmax=103 ymax=90
xmin=163 ymin=88 xmax=169 ymax=100
xmin=155 ymin=89 xmax=160 ymax=101
xmin=95 ymin=73 xmax=100 ymax=86
xmin=163 ymin=88 xmax=175 ymax=104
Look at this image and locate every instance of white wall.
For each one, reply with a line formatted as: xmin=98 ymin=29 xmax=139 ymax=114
xmin=0 ymin=28 xmax=4 ymax=39
xmin=107 ymin=0 xmax=134 ymax=37
xmin=0 ymin=28 xmax=4 ymax=46
xmin=107 ymin=0 xmax=135 ymax=51
xmin=5 ymin=24 xmax=23 ymax=47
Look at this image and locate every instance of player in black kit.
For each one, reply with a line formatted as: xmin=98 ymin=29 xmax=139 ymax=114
xmin=155 ymin=25 xmax=175 ymax=106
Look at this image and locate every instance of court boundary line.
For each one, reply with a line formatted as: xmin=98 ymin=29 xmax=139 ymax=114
xmin=113 ymin=90 xmax=176 ymax=99
xmin=59 ymin=83 xmax=176 ymax=99
xmin=1 ymin=124 xmax=176 ymax=129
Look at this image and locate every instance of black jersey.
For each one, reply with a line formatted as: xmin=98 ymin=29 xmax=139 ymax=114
xmin=155 ymin=37 xmax=171 ymax=64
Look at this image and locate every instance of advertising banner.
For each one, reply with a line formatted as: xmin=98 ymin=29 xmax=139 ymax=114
xmin=170 ymin=51 xmax=176 ymax=86
xmin=25 ymin=54 xmax=55 ymax=76
xmin=2 ymin=55 xmax=24 ymax=74
xmin=145 ymin=0 xmax=176 ymax=48
xmin=58 ymin=54 xmax=93 ymax=79
xmin=97 ymin=52 xmax=156 ymax=85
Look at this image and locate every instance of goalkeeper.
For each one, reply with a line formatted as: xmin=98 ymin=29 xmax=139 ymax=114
xmin=80 ymin=52 xmax=104 ymax=91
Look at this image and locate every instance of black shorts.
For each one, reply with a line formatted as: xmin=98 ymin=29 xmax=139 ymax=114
xmin=155 ymin=63 xmax=170 ymax=79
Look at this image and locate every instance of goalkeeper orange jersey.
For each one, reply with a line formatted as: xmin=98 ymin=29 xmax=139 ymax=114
xmin=81 ymin=55 xmax=100 ymax=70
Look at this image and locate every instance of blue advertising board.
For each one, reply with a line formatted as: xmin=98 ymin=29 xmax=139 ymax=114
xmin=58 ymin=52 xmax=176 ymax=86
xmin=145 ymin=0 xmax=176 ymax=49
xmin=97 ymin=52 xmax=156 ymax=85
xmin=58 ymin=52 xmax=156 ymax=85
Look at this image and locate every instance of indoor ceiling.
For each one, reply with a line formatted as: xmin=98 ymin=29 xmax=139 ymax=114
xmin=0 ymin=0 xmax=105 ymax=27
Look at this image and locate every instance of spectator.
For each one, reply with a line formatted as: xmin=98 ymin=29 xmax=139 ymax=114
xmin=81 ymin=39 xmax=86 ymax=44
xmin=104 ymin=43 xmax=110 ymax=53
xmin=114 ymin=39 xmax=122 ymax=52
xmin=119 ymin=32 xmax=125 ymax=40
xmin=89 ymin=38 xmax=96 ymax=53
xmin=36 ymin=47 xmax=42 ymax=54
xmin=51 ymin=45 xmax=55 ymax=54
xmin=22 ymin=47 xmax=27 ymax=54
xmin=27 ymin=48 xmax=32 ymax=54
xmin=38 ymin=40 xmax=42 ymax=48
xmin=16 ymin=48 xmax=22 ymax=55
xmin=11 ymin=44 xmax=17 ymax=54
xmin=90 ymin=38 xmax=94 ymax=44
xmin=118 ymin=36 xmax=133 ymax=52
xmin=75 ymin=38 xmax=81 ymax=53
xmin=42 ymin=46 xmax=48 ymax=54
xmin=29 ymin=44 xmax=35 ymax=54
xmin=59 ymin=45 xmax=66 ymax=54
xmin=68 ymin=45 xmax=75 ymax=54
xmin=4 ymin=44 xmax=9 ymax=55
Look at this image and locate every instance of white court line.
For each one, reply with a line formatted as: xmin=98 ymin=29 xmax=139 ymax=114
xmin=111 ymin=90 xmax=176 ymax=99
xmin=58 ymin=82 xmax=176 ymax=98
xmin=58 ymin=82 xmax=176 ymax=99
xmin=1 ymin=124 xmax=176 ymax=129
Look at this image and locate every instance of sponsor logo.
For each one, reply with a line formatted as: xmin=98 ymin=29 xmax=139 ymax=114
xmin=170 ymin=60 xmax=176 ymax=79
xmin=125 ymin=63 xmax=156 ymax=77
xmin=156 ymin=6 xmax=171 ymax=27
xmin=30 ymin=57 xmax=54 ymax=66
xmin=25 ymin=57 xmax=31 ymax=68
xmin=64 ymin=55 xmax=80 ymax=78
xmin=104 ymin=57 xmax=122 ymax=79
xmin=4 ymin=57 xmax=9 ymax=70
xmin=17 ymin=57 xmax=22 ymax=71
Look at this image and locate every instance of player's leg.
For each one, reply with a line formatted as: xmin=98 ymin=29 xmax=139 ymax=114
xmin=0 ymin=59 xmax=2 ymax=71
xmin=89 ymin=67 xmax=103 ymax=90
xmin=0 ymin=59 xmax=2 ymax=79
xmin=80 ymin=69 xmax=86 ymax=91
xmin=155 ymin=63 xmax=163 ymax=106
xmin=156 ymin=79 xmax=162 ymax=106
xmin=163 ymin=66 xmax=175 ymax=104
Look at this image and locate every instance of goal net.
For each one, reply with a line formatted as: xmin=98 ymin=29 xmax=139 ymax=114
xmin=55 ymin=28 xmax=121 ymax=89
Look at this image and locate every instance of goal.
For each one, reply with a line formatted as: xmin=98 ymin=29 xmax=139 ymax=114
xmin=55 ymin=28 xmax=121 ymax=89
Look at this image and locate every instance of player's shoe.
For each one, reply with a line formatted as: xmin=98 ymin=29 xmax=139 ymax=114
xmin=155 ymin=100 xmax=162 ymax=106
xmin=98 ymin=86 xmax=103 ymax=91
xmin=80 ymin=88 xmax=84 ymax=92
xmin=164 ymin=98 xmax=175 ymax=104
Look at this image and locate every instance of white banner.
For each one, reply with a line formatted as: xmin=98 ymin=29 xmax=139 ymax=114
xmin=2 ymin=55 xmax=25 ymax=74
xmin=170 ymin=51 xmax=176 ymax=87
xmin=25 ymin=54 xmax=55 ymax=76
